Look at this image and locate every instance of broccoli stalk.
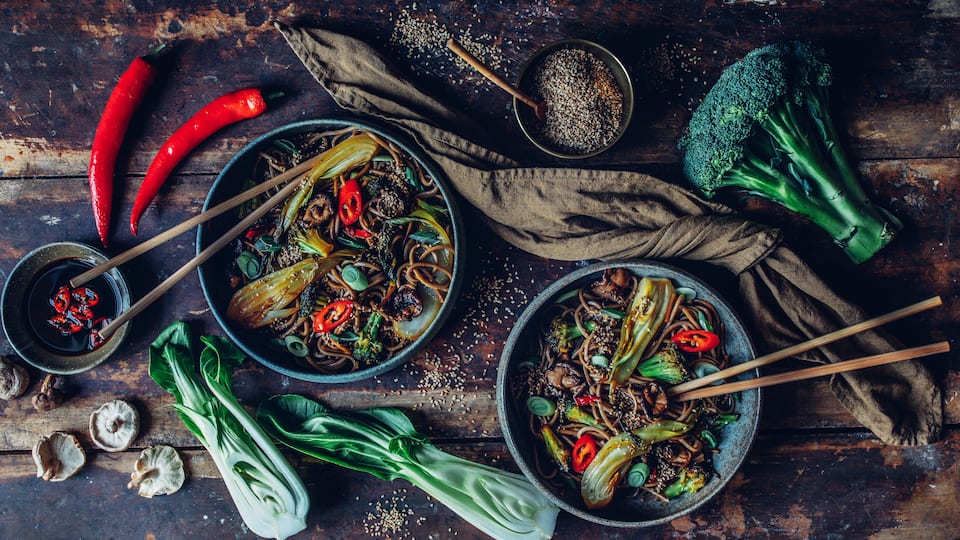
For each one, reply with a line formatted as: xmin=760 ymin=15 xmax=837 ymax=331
xmin=353 ymin=312 xmax=385 ymax=364
xmin=680 ymin=41 xmax=902 ymax=263
xmin=662 ymin=466 xmax=709 ymax=499
xmin=635 ymin=345 xmax=688 ymax=384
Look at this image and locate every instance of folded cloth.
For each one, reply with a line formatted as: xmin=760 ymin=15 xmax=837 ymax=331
xmin=277 ymin=23 xmax=941 ymax=445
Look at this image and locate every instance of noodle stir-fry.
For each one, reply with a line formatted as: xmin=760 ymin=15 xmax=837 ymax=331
xmin=514 ymin=268 xmax=739 ymax=509
xmin=223 ymin=127 xmax=455 ymax=374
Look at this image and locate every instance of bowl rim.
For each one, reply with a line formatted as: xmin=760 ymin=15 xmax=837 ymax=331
xmin=1 ymin=241 xmax=131 ymax=375
xmin=196 ymin=117 xmax=466 ymax=383
xmin=496 ymin=259 xmax=762 ymax=527
xmin=514 ymin=38 xmax=635 ymax=159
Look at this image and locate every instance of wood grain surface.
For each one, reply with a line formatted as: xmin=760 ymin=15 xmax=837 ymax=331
xmin=0 ymin=1 xmax=958 ymax=539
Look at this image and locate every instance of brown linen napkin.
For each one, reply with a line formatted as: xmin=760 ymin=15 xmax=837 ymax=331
xmin=277 ymin=23 xmax=942 ymax=445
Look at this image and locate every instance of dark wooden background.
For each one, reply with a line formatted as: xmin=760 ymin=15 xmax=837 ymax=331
xmin=0 ymin=1 xmax=957 ymax=538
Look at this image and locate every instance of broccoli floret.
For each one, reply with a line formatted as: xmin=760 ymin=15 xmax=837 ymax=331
xmin=353 ymin=311 xmax=385 ymax=364
xmin=679 ymin=41 xmax=902 ymax=263
xmin=545 ymin=317 xmax=597 ymax=354
xmin=662 ymin=466 xmax=709 ymax=499
xmin=635 ymin=344 xmax=688 ymax=384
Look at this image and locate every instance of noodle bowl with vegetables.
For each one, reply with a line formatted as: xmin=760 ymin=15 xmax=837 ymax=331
xmin=198 ymin=120 xmax=463 ymax=382
xmin=497 ymin=261 xmax=760 ymax=527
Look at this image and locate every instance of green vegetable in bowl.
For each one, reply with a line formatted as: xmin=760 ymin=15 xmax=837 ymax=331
xmin=257 ymin=394 xmax=560 ymax=540
xmin=149 ymin=322 xmax=309 ymax=540
xmin=679 ymin=41 xmax=902 ymax=263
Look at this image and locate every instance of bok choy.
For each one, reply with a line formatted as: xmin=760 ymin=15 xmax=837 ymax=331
xmin=257 ymin=394 xmax=559 ymax=540
xmin=149 ymin=322 xmax=309 ymax=540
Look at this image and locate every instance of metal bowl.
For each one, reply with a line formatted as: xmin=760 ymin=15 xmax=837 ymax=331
xmin=515 ymin=39 xmax=634 ymax=159
xmin=196 ymin=118 xmax=466 ymax=383
xmin=496 ymin=260 xmax=761 ymax=527
xmin=1 ymin=241 xmax=131 ymax=374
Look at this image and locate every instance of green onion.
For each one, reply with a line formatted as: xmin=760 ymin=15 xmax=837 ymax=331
xmin=697 ymin=310 xmax=714 ymax=332
xmin=553 ymin=288 xmax=580 ymax=305
xmin=409 ymin=230 xmax=441 ymax=245
xmin=257 ymin=394 xmax=559 ymax=540
xmin=676 ymin=287 xmax=697 ymax=301
xmin=236 ymin=251 xmax=262 ymax=279
xmin=330 ymin=331 xmax=360 ymax=342
xmin=701 ymin=430 xmax=718 ymax=449
xmin=601 ymin=308 xmax=627 ymax=319
xmin=626 ymin=462 xmax=650 ymax=488
xmin=340 ymin=265 xmax=368 ymax=291
xmin=336 ymin=234 xmax=366 ymax=249
xmin=590 ymin=354 xmax=609 ymax=368
xmin=526 ymin=396 xmax=557 ymax=417
xmin=254 ymin=235 xmax=282 ymax=253
xmin=693 ymin=362 xmax=721 ymax=381
xmin=404 ymin=166 xmax=422 ymax=190
xmin=284 ymin=335 xmax=309 ymax=358
xmin=713 ymin=413 xmax=740 ymax=428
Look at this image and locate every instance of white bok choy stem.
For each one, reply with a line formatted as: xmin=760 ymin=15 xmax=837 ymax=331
xmin=149 ymin=322 xmax=309 ymax=540
xmin=257 ymin=394 xmax=559 ymax=540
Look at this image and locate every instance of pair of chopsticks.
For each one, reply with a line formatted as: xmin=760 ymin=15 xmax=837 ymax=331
xmin=73 ymin=151 xmax=330 ymax=339
xmin=668 ymin=296 xmax=949 ymax=401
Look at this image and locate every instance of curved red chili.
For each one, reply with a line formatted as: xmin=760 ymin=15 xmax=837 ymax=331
xmin=129 ymin=88 xmax=276 ymax=235
xmin=671 ymin=329 xmax=720 ymax=353
xmin=87 ymin=45 xmax=164 ymax=247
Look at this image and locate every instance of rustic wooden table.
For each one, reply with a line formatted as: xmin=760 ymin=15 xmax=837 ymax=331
xmin=1 ymin=2 xmax=957 ymax=539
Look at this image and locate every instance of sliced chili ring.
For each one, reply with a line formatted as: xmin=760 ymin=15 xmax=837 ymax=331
xmin=51 ymin=285 xmax=71 ymax=314
xmin=574 ymin=394 xmax=601 ymax=407
xmin=338 ymin=178 xmax=363 ymax=225
xmin=47 ymin=313 xmax=82 ymax=335
xmin=71 ymin=286 xmax=100 ymax=307
xmin=312 ymin=299 xmax=354 ymax=333
xmin=571 ymin=433 xmax=598 ymax=474
xmin=671 ymin=329 xmax=720 ymax=353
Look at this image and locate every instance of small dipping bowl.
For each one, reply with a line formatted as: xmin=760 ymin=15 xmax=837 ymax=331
xmin=1 ymin=242 xmax=131 ymax=374
xmin=515 ymin=39 xmax=634 ymax=159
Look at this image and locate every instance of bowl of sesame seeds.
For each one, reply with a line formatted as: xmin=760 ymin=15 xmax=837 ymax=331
xmin=515 ymin=39 xmax=633 ymax=159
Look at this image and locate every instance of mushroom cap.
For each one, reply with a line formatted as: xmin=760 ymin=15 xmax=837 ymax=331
xmin=33 ymin=431 xmax=85 ymax=482
xmin=0 ymin=355 xmax=29 ymax=400
xmin=128 ymin=445 xmax=185 ymax=498
xmin=89 ymin=399 xmax=140 ymax=452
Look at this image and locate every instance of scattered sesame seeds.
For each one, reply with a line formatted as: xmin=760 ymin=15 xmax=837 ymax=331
xmin=364 ymin=492 xmax=416 ymax=539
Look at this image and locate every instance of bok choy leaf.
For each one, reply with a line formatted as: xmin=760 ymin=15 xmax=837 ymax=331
xmin=149 ymin=322 xmax=309 ymax=540
xmin=257 ymin=394 xmax=559 ymax=540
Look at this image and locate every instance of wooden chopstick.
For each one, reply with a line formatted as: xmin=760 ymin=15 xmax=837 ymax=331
xmin=672 ymin=341 xmax=950 ymax=402
xmin=666 ymin=296 xmax=943 ymax=396
xmin=96 ymin=172 xmax=307 ymax=339
xmin=69 ymin=153 xmax=324 ymax=288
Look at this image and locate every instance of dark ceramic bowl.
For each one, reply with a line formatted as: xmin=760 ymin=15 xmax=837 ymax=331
xmin=197 ymin=118 xmax=465 ymax=383
xmin=1 ymin=242 xmax=131 ymax=374
xmin=497 ymin=260 xmax=761 ymax=527
xmin=515 ymin=39 xmax=634 ymax=159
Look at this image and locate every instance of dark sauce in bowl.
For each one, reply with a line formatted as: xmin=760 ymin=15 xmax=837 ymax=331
xmin=26 ymin=259 xmax=122 ymax=355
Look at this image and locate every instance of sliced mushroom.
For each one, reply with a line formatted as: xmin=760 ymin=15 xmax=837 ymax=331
xmin=33 ymin=432 xmax=85 ymax=482
xmin=590 ymin=268 xmax=632 ymax=303
xmin=128 ymin=445 xmax=185 ymax=498
xmin=0 ymin=354 xmax=29 ymax=400
xmin=383 ymin=284 xmax=423 ymax=321
xmin=89 ymin=399 xmax=140 ymax=452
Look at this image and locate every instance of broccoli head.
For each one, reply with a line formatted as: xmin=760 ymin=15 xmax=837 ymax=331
xmin=635 ymin=344 xmax=688 ymax=384
xmin=545 ymin=316 xmax=597 ymax=354
xmin=679 ymin=41 xmax=902 ymax=263
xmin=353 ymin=311 xmax=385 ymax=364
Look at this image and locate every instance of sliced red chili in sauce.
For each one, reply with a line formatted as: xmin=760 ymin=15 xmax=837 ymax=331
xmin=572 ymin=433 xmax=598 ymax=474
xmin=671 ymin=329 xmax=720 ymax=353
xmin=312 ymin=299 xmax=355 ymax=333
xmin=574 ymin=394 xmax=601 ymax=407
xmin=338 ymin=178 xmax=363 ymax=225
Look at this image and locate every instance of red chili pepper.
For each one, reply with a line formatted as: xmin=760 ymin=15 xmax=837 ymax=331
xmin=71 ymin=286 xmax=100 ymax=307
xmin=574 ymin=394 xmax=601 ymax=407
xmin=312 ymin=299 xmax=354 ymax=333
xmin=68 ymin=304 xmax=95 ymax=322
xmin=130 ymin=88 xmax=277 ymax=235
xmin=671 ymin=329 xmax=721 ymax=353
xmin=88 ymin=45 xmax=164 ymax=247
xmin=50 ymin=285 xmax=71 ymax=314
xmin=338 ymin=178 xmax=363 ymax=225
xmin=345 ymin=225 xmax=372 ymax=239
xmin=571 ymin=434 xmax=598 ymax=474
xmin=47 ymin=313 xmax=83 ymax=335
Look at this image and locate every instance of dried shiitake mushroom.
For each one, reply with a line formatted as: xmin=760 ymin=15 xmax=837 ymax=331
xmin=89 ymin=399 xmax=140 ymax=452
xmin=128 ymin=445 xmax=185 ymax=498
xmin=0 ymin=354 xmax=29 ymax=400
xmin=33 ymin=431 xmax=85 ymax=482
xmin=32 ymin=373 xmax=64 ymax=412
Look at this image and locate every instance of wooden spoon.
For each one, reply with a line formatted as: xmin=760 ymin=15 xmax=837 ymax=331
xmin=447 ymin=38 xmax=547 ymax=122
